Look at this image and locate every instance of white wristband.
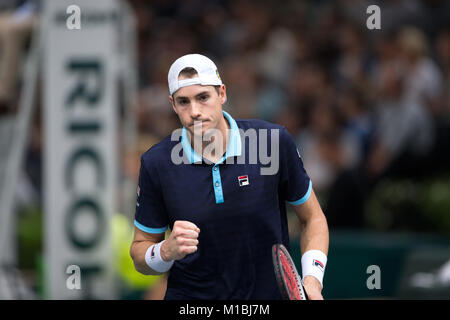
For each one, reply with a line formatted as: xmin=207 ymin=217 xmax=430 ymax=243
xmin=301 ymin=250 xmax=327 ymax=287
xmin=145 ymin=240 xmax=174 ymax=273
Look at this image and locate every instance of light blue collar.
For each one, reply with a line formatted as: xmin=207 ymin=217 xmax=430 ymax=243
xmin=181 ymin=110 xmax=242 ymax=164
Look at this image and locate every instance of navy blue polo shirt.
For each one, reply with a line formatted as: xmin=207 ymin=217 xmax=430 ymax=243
xmin=134 ymin=111 xmax=312 ymax=300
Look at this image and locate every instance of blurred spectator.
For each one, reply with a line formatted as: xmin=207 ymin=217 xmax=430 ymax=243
xmin=336 ymin=86 xmax=373 ymax=161
xmin=137 ymin=83 xmax=180 ymax=138
xmin=434 ymin=27 xmax=450 ymax=117
xmin=334 ymin=22 xmax=370 ymax=93
xmin=374 ymin=0 xmax=424 ymax=34
xmin=256 ymin=27 xmax=297 ymax=86
xmin=297 ymin=98 xmax=361 ymax=193
xmin=367 ymin=55 xmax=435 ymax=178
xmin=420 ymin=0 xmax=450 ymax=38
xmin=398 ymin=26 xmax=444 ymax=117
xmin=0 ymin=0 xmax=38 ymax=115
xmin=221 ymin=54 xmax=258 ymax=119
xmin=285 ymin=61 xmax=329 ymax=127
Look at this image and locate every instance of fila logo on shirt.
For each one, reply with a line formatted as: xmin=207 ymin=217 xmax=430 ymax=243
xmin=238 ymin=175 xmax=249 ymax=186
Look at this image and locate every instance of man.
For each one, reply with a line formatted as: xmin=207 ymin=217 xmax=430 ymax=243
xmin=130 ymin=54 xmax=329 ymax=300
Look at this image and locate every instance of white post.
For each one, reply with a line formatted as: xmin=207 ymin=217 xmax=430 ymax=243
xmin=42 ymin=0 xmax=120 ymax=299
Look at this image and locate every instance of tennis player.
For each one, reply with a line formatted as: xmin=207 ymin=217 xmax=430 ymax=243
xmin=130 ymin=54 xmax=329 ymax=300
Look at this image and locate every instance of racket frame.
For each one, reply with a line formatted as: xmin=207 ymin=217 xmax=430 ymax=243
xmin=272 ymin=243 xmax=308 ymax=300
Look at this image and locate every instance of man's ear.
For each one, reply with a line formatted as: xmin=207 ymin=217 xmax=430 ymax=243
xmin=219 ymin=84 xmax=227 ymax=105
xmin=169 ymin=95 xmax=177 ymax=114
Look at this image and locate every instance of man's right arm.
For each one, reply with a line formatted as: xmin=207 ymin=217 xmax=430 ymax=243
xmin=130 ymin=221 xmax=200 ymax=275
xmin=130 ymin=227 xmax=166 ymax=275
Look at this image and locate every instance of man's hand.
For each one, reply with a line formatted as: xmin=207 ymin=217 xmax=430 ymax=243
xmin=303 ymin=276 xmax=324 ymax=300
xmin=160 ymin=220 xmax=200 ymax=261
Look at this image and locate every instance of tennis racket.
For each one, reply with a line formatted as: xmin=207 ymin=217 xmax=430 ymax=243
xmin=272 ymin=243 xmax=308 ymax=300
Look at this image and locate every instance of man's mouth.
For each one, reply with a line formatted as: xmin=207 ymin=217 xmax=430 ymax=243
xmin=191 ymin=120 xmax=208 ymax=127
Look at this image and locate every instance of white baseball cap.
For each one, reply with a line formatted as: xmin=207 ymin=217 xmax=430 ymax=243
xmin=168 ymin=54 xmax=222 ymax=95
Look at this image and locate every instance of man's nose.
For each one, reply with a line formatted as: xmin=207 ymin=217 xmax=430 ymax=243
xmin=190 ymin=101 xmax=202 ymax=119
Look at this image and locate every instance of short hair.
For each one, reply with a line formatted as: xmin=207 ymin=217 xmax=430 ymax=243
xmin=173 ymin=67 xmax=221 ymax=97
xmin=179 ymin=67 xmax=199 ymax=79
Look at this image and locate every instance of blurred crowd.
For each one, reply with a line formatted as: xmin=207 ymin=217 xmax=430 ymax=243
xmin=126 ymin=0 xmax=450 ymax=229
xmin=0 ymin=0 xmax=448 ymax=300
xmin=0 ymin=0 xmax=449 ymax=231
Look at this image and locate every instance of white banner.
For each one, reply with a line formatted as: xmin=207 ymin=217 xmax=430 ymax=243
xmin=43 ymin=0 xmax=119 ymax=299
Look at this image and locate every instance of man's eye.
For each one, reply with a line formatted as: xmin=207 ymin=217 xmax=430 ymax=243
xmin=199 ymin=95 xmax=209 ymax=101
xmin=179 ymin=99 xmax=189 ymax=105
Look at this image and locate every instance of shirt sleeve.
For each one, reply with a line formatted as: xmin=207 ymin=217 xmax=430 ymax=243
xmin=134 ymin=156 xmax=169 ymax=233
xmin=279 ymin=127 xmax=312 ymax=205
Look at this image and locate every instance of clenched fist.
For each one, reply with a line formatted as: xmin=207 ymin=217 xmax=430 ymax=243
xmin=160 ymin=220 xmax=200 ymax=261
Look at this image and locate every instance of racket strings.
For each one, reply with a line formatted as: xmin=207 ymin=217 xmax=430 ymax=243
xmin=279 ymin=251 xmax=304 ymax=300
xmin=272 ymin=244 xmax=307 ymax=300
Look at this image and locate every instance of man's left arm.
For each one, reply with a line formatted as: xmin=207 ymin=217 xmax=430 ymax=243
xmin=292 ymin=187 xmax=329 ymax=300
